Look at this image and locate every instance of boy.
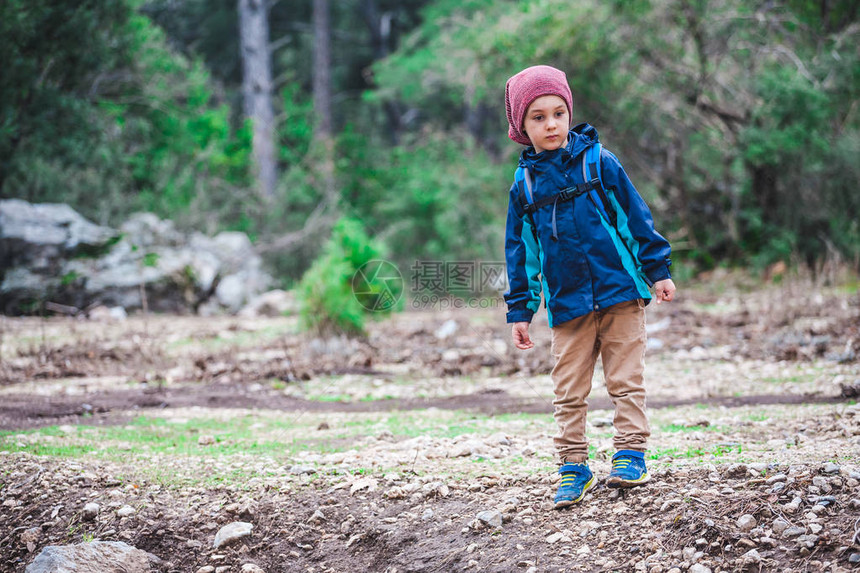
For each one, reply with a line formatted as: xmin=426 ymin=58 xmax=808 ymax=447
xmin=503 ymin=65 xmax=676 ymax=509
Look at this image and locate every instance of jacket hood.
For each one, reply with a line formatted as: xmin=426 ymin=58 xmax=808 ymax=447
xmin=518 ymin=123 xmax=599 ymax=170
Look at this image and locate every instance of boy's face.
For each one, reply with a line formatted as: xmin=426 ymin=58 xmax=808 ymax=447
xmin=522 ymin=95 xmax=569 ymax=153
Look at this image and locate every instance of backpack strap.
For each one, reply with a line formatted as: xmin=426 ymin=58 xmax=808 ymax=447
xmin=515 ymin=167 xmax=535 ymax=213
xmin=582 ymin=143 xmax=618 ymax=229
xmin=515 ymin=166 xmax=539 ymax=241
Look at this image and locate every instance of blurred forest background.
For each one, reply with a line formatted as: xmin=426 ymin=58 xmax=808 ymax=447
xmin=2 ymin=0 xmax=859 ymax=287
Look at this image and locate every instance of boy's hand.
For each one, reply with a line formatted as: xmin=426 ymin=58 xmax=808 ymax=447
xmin=512 ymin=322 xmax=534 ymax=350
xmin=654 ymin=279 xmax=676 ymax=304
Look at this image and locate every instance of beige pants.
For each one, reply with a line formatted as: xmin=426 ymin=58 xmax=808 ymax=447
xmin=550 ymin=299 xmax=650 ymax=463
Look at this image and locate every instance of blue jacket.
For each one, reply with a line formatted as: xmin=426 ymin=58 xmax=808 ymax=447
xmin=504 ymin=124 xmax=672 ymax=327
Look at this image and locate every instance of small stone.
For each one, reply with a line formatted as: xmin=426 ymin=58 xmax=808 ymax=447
xmin=771 ymin=518 xmax=790 ymax=535
xmin=20 ymin=527 xmax=40 ymax=546
xmin=809 ymin=523 xmax=823 ymax=534
xmin=737 ymin=514 xmax=756 ymax=532
xmin=196 ymin=567 xmax=215 ymax=573
xmin=198 ymin=435 xmax=216 ymax=446
xmin=795 ymin=534 xmax=818 ymax=549
xmin=576 ymin=544 xmax=590 ymax=555
xmin=116 ymin=506 xmax=136 ymax=518
xmin=848 ymin=553 xmax=860 ymax=564
xmin=784 ymin=497 xmax=802 ymax=513
xmin=689 ymin=564 xmax=712 ymax=573
xmin=241 ymin=565 xmax=265 ymax=573
xmin=476 ymin=509 xmax=503 ymax=528
xmin=421 ymin=509 xmax=434 ymax=521
xmin=682 ymin=547 xmax=696 ymax=560
xmin=810 ymin=504 xmax=828 ymax=515
xmin=309 ymin=509 xmax=325 ymax=524
xmin=725 ymin=463 xmax=748 ymax=477
xmin=546 ymin=532 xmax=565 ymax=544
xmin=659 ymin=499 xmax=682 ymax=512
xmin=822 ymin=462 xmax=840 ymax=474
xmin=766 ymin=473 xmax=787 ymax=484
xmin=784 ymin=526 xmax=806 ymax=538
xmin=213 ymin=521 xmax=253 ymax=549
xmin=385 ymin=487 xmax=405 ymax=500
xmin=289 ymin=464 xmax=316 ymax=475
xmin=350 ymin=477 xmax=378 ymax=494
xmin=82 ymin=502 xmax=100 ymax=521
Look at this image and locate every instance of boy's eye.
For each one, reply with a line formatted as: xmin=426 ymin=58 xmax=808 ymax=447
xmin=533 ymin=115 xmax=543 ymax=121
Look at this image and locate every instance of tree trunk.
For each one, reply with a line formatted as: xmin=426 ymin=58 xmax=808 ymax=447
xmin=238 ymin=0 xmax=277 ymax=200
xmin=360 ymin=0 xmax=403 ymax=144
xmin=313 ymin=0 xmax=333 ymax=139
xmin=312 ymin=0 xmax=335 ymax=198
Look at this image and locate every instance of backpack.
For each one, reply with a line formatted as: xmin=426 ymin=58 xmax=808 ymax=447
xmin=514 ymin=142 xmax=617 ymax=237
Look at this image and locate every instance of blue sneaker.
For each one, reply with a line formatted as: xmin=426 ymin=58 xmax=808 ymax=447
xmin=607 ymin=450 xmax=650 ymax=488
xmin=554 ymin=462 xmax=595 ymax=509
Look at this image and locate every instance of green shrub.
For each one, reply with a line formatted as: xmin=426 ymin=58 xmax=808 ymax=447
xmin=297 ymin=218 xmax=400 ymax=337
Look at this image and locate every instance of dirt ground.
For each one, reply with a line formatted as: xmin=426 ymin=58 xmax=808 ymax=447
xmin=1 ymin=273 xmax=859 ymax=572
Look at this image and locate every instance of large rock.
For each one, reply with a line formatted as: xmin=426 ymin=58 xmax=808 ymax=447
xmin=0 ymin=201 xmax=271 ymax=315
xmin=0 ymin=199 xmax=118 ymax=271
xmin=25 ymin=541 xmax=162 ymax=573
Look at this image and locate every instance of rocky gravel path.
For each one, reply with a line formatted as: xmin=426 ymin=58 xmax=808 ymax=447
xmin=0 ymin=277 xmax=858 ymax=571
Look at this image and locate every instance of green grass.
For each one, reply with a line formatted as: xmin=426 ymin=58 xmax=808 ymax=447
xmin=648 ymin=443 xmax=743 ymax=460
xmin=306 ymin=393 xmax=353 ymax=402
xmin=658 ymin=422 xmax=727 ymax=434
xmin=0 ymin=410 xmax=557 ymax=464
xmin=0 ymin=415 xmax=329 ymax=460
xmin=0 ymin=408 xmax=562 ymax=489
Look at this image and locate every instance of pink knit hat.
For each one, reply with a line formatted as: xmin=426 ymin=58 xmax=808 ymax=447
xmin=505 ymin=65 xmax=573 ymax=146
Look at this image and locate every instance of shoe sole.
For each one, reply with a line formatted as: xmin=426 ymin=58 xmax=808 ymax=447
xmin=553 ymin=475 xmax=596 ymax=509
xmin=606 ymin=472 xmax=650 ymax=489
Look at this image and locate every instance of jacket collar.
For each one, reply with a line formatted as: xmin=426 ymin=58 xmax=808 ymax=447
xmin=518 ymin=123 xmax=599 ymax=170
